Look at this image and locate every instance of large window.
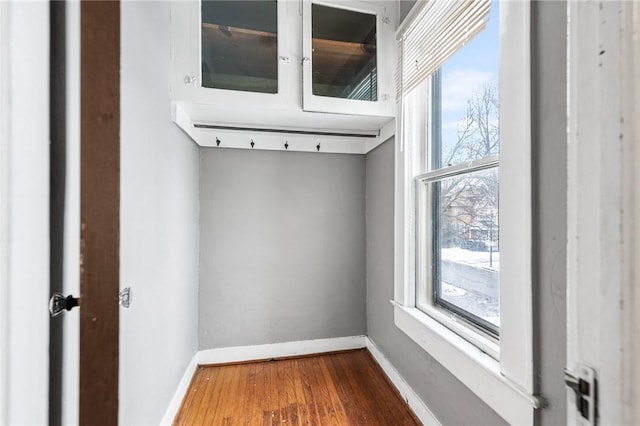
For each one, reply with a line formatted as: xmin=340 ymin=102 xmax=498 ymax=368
xmin=416 ymin=3 xmax=501 ymax=338
xmin=393 ymin=1 xmax=538 ymax=424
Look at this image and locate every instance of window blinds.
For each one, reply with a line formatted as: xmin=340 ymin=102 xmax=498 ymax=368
xmin=396 ymin=0 xmax=491 ymax=99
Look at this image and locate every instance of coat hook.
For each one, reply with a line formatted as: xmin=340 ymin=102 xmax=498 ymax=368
xmin=285 ymin=141 xmax=289 ymax=150
xmin=216 ymin=137 xmax=221 ymax=147
xmin=250 ymin=139 xmax=255 ymax=148
xmin=316 ymin=143 xmax=321 ymax=152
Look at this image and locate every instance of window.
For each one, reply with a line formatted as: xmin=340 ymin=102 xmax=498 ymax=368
xmin=416 ymin=3 xmax=501 ymax=339
xmin=394 ymin=1 xmax=539 ymax=424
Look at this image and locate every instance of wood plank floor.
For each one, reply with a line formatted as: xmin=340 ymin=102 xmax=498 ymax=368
xmin=174 ymin=349 xmax=421 ymax=425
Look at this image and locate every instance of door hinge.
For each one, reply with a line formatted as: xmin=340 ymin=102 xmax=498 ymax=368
xmin=565 ymin=365 xmax=597 ymax=426
xmin=119 ymin=287 xmax=132 ymax=308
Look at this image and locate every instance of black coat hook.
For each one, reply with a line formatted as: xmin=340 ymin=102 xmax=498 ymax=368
xmin=285 ymin=141 xmax=289 ymax=150
xmin=250 ymin=139 xmax=255 ymax=148
xmin=216 ymin=137 xmax=221 ymax=147
xmin=316 ymin=143 xmax=321 ymax=151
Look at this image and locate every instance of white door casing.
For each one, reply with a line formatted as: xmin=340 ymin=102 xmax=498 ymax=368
xmin=0 ymin=1 xmax=50 ymax=424
xmin=567 ymin=1 xmax=640 ymax=424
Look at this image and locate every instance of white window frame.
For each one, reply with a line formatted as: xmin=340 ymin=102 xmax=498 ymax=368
xmin=393 ymin=2 xmax=539 ymax=425
xmin=414 ymin=153 xmax=501 ymax=353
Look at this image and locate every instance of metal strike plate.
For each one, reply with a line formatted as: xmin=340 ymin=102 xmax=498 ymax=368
xmin=565 ymin=365 xmax=597 ymax=426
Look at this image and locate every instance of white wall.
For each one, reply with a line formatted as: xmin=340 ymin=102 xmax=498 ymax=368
xmin=0 ymin=2 xmax=50 ymax=424
xmin=120 ymin=2 xmax=200 ymax=424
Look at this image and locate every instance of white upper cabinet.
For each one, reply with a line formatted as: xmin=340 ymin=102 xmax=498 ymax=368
xmin=170 ymin=0 xmax=397 ymax=153
xmin=171 ymin=0 xmax=291 ymax=110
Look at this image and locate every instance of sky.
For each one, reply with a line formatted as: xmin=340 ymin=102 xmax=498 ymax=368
xmin=439 ymin=1 xmax=500 ymax=164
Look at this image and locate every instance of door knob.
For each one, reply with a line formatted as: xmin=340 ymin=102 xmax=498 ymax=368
xmin=49 ymin=293 xmax=80 ymax=317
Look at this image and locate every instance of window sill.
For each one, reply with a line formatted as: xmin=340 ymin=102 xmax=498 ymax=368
xmin=393 ymin=303 xmax=539 ymax=426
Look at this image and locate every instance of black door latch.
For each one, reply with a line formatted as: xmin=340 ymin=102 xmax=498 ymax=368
xmin=49 ymin=293 xmax=80 ymax=317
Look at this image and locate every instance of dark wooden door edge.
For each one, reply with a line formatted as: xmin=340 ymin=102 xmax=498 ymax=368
xmin=79 ymin=2 xmax=120 ymax=425
xmin=49 ymin=3 xmax=67 ymax=425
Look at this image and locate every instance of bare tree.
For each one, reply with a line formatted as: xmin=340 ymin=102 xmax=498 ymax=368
xmin=444 ymin=81 xmax=499 ymax=166
xmin=439 ymin=82 xmax=499 ymax=250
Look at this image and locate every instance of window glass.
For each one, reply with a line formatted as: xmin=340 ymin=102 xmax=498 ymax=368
xmin=437 ymin=3 xmax=500 ymax=168
xmin=420 ymin=1 xmax=500 ymax=335
xmin=201 ymin=0 xmax=278 ymax=93
xmin=431 ymin=168 xmax=500 ymax=333
xmin=311 ymin=4 xmax=377 ymax=101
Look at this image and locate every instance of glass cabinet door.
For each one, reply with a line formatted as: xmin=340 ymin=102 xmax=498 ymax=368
xmin=302 ymin=0 xmax=394 ymax=117
xmin=201 ymin=0 xmax=278 ymax=94
xmin=311 ymin=4 xmax=377 ymax=101
xmin=170 ymin=0 xmax=290 ymax=110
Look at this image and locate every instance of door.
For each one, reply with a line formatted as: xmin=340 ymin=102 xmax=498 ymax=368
xmin=49 ymin=1 xmax=121 ymax=425
xmin=78 ymin=2 xmax=121 ymax=424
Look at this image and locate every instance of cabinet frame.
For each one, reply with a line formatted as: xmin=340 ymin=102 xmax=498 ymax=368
xmin=170 ymin=0 xmax=291 ymax=110
xmin=301 ymin=0 xmax=396 ymax=117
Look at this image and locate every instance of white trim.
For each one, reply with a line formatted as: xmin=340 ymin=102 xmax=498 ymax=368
xmin=497 ymin=0 xmax=533 ymax=394
xmin=0 ymin=3 xmax=10 ymax=422
xmin=394 ymin=305 xmax=538 ymax=426
xmin=365 ymin=337 xmax=441 ymax=426
xmin=195 ymin=335 xmax=366 ymax=365
xmin=160 ymin=336 xmax=367 ymax=425
xmin=0 ymin=2 xmax=50 ymax=424
xmin=567 ymin=2 xmax=640 ymax=424
xmin=160 ymin=356 xmax=199 ymax=426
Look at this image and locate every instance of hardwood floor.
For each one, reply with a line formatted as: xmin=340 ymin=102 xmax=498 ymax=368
xmin=174 ymin=349 xmax=421 ymax=425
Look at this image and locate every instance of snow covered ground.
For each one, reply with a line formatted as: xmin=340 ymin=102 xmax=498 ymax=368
xmin=441 ymin=247 xmax=500 ymax=271
xmin=439 ymin=247 xmax=500 ymax=327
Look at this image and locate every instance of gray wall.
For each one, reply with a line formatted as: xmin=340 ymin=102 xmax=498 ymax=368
xmin=199 ymin=149 xmax=366 ymax=349
xmin=366 ymin=139 xmax=507 ymax=425
xmin=365 ymin=3 xmax=568 ymax=425
xmin=120 ymin=2 xmax=200 ymax=424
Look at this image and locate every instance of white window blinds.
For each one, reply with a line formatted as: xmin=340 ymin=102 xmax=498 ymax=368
xmin=396 ymin=0 xmax=491 ymax=98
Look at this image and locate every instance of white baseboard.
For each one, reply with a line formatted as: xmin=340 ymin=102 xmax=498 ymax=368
xmin=160 ymin=335 xmax=439 ymax=426
xmin=160 ymin=355 xmax=199 ymax=425
xmin=195 ymin=335 xmax=367 ymax=365
xmin=365 ymin=337 xmax=441 ymax=426
xmin=160 ymin=335 xmax=366 ymax=425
